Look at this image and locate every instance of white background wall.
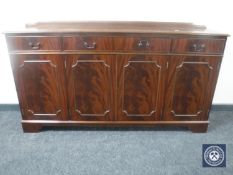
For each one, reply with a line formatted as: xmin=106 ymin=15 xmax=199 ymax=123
xmin=0 ymin=0 xmax=232 ymax=104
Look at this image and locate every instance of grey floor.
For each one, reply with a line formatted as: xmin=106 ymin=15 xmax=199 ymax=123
xmin=0 ymin=110 xmax=233 ymax=175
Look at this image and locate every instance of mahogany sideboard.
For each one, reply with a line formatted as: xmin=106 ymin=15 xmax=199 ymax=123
xmin=5 ymin=21 xmax=228 ymax=133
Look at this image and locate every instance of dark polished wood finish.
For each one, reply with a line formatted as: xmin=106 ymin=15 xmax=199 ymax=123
xmin=172 ymin=38 xmax=226 ymax=54
xmin=9 ymin=54 xmax=68 ymax=120
xmin=163 ymin=56 xmax=221 ymax=121
xmin=63 ymin=35 xmax=171 ymax=52
xmin=7 ymin=36 xmax=61 ymax=51
xmin=117 ymin=55 xmax=166 ymax=121
xmin=22 ymin=123 xmax=43 ymax=133
xmin=5 ymin=21 xmax=228 ymax=133
xmin=66 ymin=54 xmax=115 ymax=121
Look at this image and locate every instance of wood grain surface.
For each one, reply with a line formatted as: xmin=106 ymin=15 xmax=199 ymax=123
xmin=5 ymin=22 xmax=228 ymax=132
xmin=66 ymin=54 xmax=115 ymax=121
xmin=163 ymin=56 xmax=221 ymax=121
xmin=10 ymin=54 xmax=67 ymax=120
xmin=7 ymin=36 xmax=61 ymax=51
xmin=117 ymin=55 xmax=167 ymax=121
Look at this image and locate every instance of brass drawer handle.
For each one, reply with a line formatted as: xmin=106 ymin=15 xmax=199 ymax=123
xmin=137 ymin=40 xmax=150 ymax=48
xmin=83 ymin=41 xmax=96 ymax=49
xmin=191 ymin=43 xmax=206 ymax=52
xmin=28 ymin=42 xmax=40 ymax=50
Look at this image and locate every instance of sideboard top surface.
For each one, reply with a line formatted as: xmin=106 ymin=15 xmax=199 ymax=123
xmin=4 ymin=21 xmax=229 ymax=36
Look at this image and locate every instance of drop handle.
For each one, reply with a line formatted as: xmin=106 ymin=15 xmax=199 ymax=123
xmin=191 ymin=43 xmax=206 ymax=52
xmin=28 ymin=42 xmax=40 ymax=50
xmin=83 ymin=41 xmax=96 ymax=49
xmin=137 ymin=40 xmax=150 ymax=48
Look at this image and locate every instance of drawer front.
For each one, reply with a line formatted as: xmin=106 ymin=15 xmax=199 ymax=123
xmin=7 ymin=36 xmax=61 ymax=51
xmin=63 ymin=36 xmax=114 ymax=51
xmin=63 ymin=36 xmax=171 ymax=52
xmin=172 ymin=38 xmax=226 ymax=54
xmin=118 ymin=37 xmax=171 ymax=52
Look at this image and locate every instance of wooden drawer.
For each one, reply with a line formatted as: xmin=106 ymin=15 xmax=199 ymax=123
xmin=117 ymin=37 xmax=171 ymax=52
xmin=63 ymin=35 xmax=171 ymax=52
xmin=172 ymin=38 xmax=226 ymax=54
xmin=6 ymin=36 xmax=61 ymax=51
xmin=63 ymin=36 xmax=114 ymax=51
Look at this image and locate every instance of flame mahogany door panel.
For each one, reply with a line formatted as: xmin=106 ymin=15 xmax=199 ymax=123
xmin=10 ymin=55 xmax=68 ymax=120
xmin=116 ymin=55 xmax=167 ymax=121
xmin=163 ymin=56 xmax=221 ymax=121
xmin=66 ymin=55 xmax=115 ymax=121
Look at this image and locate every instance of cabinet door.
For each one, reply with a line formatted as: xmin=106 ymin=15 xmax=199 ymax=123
xmin=10 ymin=55 xmax=67 ymax=120
xmin=66 ymin=55 xmax=115 ymax=121
xmin=163 ymin=56 xmax=221 ymax=121
xmin=117 ymin=55 xmax=166 ymax=121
